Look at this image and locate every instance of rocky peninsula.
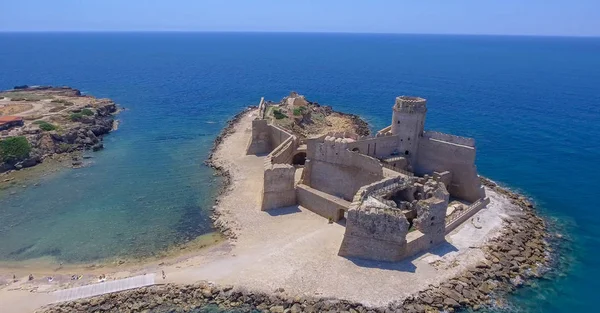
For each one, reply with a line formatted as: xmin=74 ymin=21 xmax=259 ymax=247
xmin=0 ymin=86 xmax=119 ymax=177
xmin=0 ymin=96 xmax=553 ymax=313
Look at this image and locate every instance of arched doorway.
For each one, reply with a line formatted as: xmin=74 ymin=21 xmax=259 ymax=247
xmin=292 ymin=152 xmax=307 ymax=165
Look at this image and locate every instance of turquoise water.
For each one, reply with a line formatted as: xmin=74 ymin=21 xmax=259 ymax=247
xmin=0 ymin=33 xmax=599 ymax=311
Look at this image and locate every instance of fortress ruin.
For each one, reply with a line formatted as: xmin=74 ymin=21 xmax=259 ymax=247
xmin=246 ymin=93 xmax=490 ymax=262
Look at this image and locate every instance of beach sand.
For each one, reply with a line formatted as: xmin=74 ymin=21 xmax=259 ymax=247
xmin=0 ymin=108 xmax=520 ymax=312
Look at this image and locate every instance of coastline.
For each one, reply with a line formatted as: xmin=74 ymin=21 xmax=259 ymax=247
xmin=0 ymin=107 xmax=554 ymax=313
xmin=40 ymin=108 xmax=553 ymax=313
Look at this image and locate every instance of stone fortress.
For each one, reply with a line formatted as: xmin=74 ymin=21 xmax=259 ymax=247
xmin=246 ymin=93 xmax=490 ymax=262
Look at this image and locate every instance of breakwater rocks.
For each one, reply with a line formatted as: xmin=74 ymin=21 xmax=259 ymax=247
xmin=205 ymin=106 xmax=256 ymax=239
xmin=40 ymin=283 xmax=368 ymax=313
xmin=396 ymin=178 xmax=550 ymax=312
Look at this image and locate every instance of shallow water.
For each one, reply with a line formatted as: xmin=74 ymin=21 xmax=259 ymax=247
xmin=0 ymin=33 xmax=599 ymax=311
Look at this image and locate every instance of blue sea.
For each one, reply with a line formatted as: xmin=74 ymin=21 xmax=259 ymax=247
xmin=0 ymin=33 xmax=599 ymax=312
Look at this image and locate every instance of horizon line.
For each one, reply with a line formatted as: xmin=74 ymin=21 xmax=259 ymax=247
xmin=0 ymin=30 xmax=598 ymax=39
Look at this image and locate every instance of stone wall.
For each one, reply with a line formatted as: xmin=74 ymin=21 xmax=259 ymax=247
xmin=416 ymin=135 xmax=485 ymax=202
xmin=304 ymin=136 xmax=384 ymax=201
xmin=296 ymin=184 xmax=349 ymax=221
xmin=246 ymin=119 xmax=271 ymax=155
xmin=423 ymin=131 xmax=475 ymax=147
xmin=269 ymin=135 xmax=297 ymax=164
xmin=246 ymin=121 xmax=295 ymax=157
xmin=445 ymin=197 xmax=490 ymax=233
xmin=261 ymin=161 xmax=296 ymax=211
xmin=338 ymin=200 xmax=410 ymax=262
xmin=338 ymin=176 xmax=411 ymax=262
xmin=345 ymin=134 xmax=400 ymax=159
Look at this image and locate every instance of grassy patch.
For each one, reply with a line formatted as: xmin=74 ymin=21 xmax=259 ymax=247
xmin=273 ymin=109 xmax=288 ymax=120
xmin=0 ymin=136 xmax=31 ymax=163
xmin=81 ymin=108 xmax=94 ymax=116
xmin=293 ymin=106 xmax=308 ymax=116
xmin=33 ymin=120 xmax=57 ymax=131
xmin=70 ymin=113 xmax=84 ymax=121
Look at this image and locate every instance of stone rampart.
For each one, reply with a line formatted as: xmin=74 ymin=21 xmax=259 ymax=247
xmin=269 ymin=135 xmax=297 ymax=164
xmin=423 ymin=131 xmax=475 ymax=147
xmin=345 ymin=135 xmax=400 ymax=159
xmin=445 ymin=197 xmax=490 ymax=233
xmin=246 ymin=119 xmax=271 ymax=155
xmin=296 ymin=184 xmax=349 ymax=221
xmin=305 ymin=136 xmax=384 ymax=201
xmin=416 ymin=136 xmax=485 ymax=202
xmin=246 ymin=121 xmax=295 ymax=157
xmin=261 ymin=162 xmax=296 ymax=211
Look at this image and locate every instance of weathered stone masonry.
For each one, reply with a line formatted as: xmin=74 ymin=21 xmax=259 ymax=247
xmin=246 ymin=93 xmax=489 ymax=262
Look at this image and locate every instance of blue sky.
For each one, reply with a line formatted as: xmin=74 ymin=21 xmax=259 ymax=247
xmin=1 ymin=0 xmax=598 ymax=36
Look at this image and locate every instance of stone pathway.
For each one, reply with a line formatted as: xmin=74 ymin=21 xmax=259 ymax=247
xmin=53 ymin=274 xmax=155 ymax=303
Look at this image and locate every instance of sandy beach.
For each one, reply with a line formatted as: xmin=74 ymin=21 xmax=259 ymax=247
xmin=0 ymin=108 xmax=523 ymax=312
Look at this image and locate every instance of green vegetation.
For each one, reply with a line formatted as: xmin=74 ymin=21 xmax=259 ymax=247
xmin=0 ymin=136 xmax=31 ymax=163
xmin=293 ymin=106 xmax=308 ymax=116
xmin=70 ymin=113 xmax=84 ymax=121
xmin=59 ymin=143 xmax=72 ymax=152
xmin=81 ymin=108 xmax=94 ymax=116
xmin=33 ymin=120 xmax=57 ymax=131
xmin=273 ymin=109 xmax=288 ymax=120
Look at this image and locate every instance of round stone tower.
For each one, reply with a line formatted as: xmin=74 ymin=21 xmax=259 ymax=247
xmin=390 ymin=96 xmax=427 ymax=164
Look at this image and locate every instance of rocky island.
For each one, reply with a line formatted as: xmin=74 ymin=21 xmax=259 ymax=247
xmin=1 ymin=93 xmax=552 ymax=313
xmin=0 ymin=86 xmax=118 ymax=177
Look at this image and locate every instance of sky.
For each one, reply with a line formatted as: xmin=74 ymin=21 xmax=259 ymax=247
xmin=1 ymin=0 xmax=599 ymax=37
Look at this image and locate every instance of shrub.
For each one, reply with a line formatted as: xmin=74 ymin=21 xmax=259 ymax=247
xmin=51 ymin=99 xmax=74 ymax=106
xmin=81 ymin=108 xmax=94 ymax=116
xmin=33 ymin=120 xmax=57 ymax=131
xmin=293 ymin=108 xmax=302 ymax=116
xmin=0 ymin=136 xmax=31 ymax=163
xmin=70 ymin=113 xmax=84 ymax=121
xmin=273 ymin=109 xmax=288 ymax=120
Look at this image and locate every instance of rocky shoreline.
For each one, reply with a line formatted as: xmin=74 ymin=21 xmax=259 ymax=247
xmin=0 ymin=86 xmax=119 ymax=173
xmin=39 ymin=109 xmax=555 ymax=313
xmin=39 ymin=180 xmax=552 ymax=313
xmin=205 ymin=106 xmax=257 ymax=239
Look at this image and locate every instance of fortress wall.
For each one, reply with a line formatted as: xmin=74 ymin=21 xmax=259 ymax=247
xmin=423 ymin=131 xmax=475 ymax=147
xmin=269 ymin=124 xmax=293 ymax=149
xmin=307 ymin=138 xmax=384 ymax=201
xmin=246 ymin=121 xmax=295 ymax=158
xmin=413 ymin=197 xmax=448 ymax=245
xmin=445 ymin=197 xmax=490 ymax=234
xmin=269 ymin=135 xmax=297 ymax=164
xmin=261 ymin=163 xmax=297 ymax=211
xmin=416 ymin=137 xmax=484 ymax=202
xmin=246 ymin=119 xmax=271 ymax=155
xmin=309 ymin=161 xmax=382 ymax=201
xmin=296 ymin=184 xmax=348 ymax=222
xmin=345 ymin=135 xmax=400 ymax=158
xmin=338 ymin=176 xmax=411 ymax=262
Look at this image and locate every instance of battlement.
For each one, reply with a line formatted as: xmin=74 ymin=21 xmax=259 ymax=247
xmin=423 ymin=131 xmax=475 ymax=147
xmin=394 ymin=96 xmax=427 ymax=113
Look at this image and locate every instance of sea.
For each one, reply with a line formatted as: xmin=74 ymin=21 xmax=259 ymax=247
xmin=0 ymin=32 xmax=598 ymax=312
